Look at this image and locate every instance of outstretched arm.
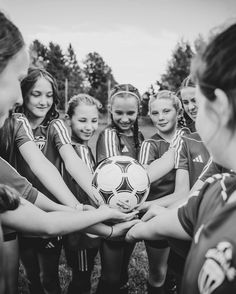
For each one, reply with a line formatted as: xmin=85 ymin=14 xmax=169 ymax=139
xmin=1 ymin=198 xmax=138 ymax=238
xmin=147 ymin=149 xmax=175 ymax=183
xmin=19 ymin=141 xmax=80 ymax=207
xmin=59 ymin=144 xmax=97 ymax=204
xmin=126 ymin=207 xmax=190 ymax=242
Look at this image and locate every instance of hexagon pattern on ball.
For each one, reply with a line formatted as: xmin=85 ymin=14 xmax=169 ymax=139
xmin=92 ymin=155 xmax=150 ymax=212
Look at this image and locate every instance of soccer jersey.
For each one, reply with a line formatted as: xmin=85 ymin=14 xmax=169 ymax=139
xmin=0 ymin=114 xmax=34 ymax=165
xmin=139 ymin=133 xmax=176 ymax=201
xmin=199 ymin=157 xmax=232 ymax=182
xmin=63 ymin=136 xmax=95 ymax=204
xmin=96 ymin=125 xmax=144 ymax=163
xmin=0 ymin=157 xmax=37 ymax=203
xmin=178 ymin=173 xmax=236 ymax=294
xmin=16 ymin=118 xmax=71 ymax=202
xmin=175 ymin=132 xmax=210 ymax=188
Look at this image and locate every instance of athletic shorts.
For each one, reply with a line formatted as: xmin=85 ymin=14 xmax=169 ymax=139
xmin=145 ymin=239 xmax=169 ymax=249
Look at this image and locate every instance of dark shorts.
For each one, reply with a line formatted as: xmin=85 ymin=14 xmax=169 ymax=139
xmin=145 ymin=239 xmax=169 ymax=249
xmin=4 ymin=232 xmax=17 ymax=242
xmin=19 ymin=235 xmax=62 ymax=253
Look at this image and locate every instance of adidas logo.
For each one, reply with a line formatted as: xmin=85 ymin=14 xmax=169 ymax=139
xmin=193 ymin=155 xmax=203 ymax=163
xmin=122 ymin=145 xmax=129 ymax=152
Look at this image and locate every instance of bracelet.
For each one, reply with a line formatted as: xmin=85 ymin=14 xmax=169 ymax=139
xmin=105 ymin=226 xmax=113 ymax=240
xmin=74 ymin=203 xmax=84 ymax=211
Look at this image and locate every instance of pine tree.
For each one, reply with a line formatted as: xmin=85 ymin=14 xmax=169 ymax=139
xmin=83 ymin=52 xmax=117 ymax=112
xmin=156 ymin=40 xmax=194 ymax=91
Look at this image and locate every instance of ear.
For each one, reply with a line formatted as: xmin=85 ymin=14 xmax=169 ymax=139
xmin=213 ymin=88 xmax=231 ymax=127
xmin=64 ymin=114 xmax=71 ymax=126
xmin=177 ymin=108 xmax=183 ymax=119
xmin=108 ymin=104 xmax=112 ymax=113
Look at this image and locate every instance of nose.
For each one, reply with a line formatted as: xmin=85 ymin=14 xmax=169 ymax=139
xmin=121 ymin=114 xmax=129 ymax=122
xmin=159 ymin=113 xmax=164 ymax=120
xmin=85 ymin=122 xmax=93 ymax=131
xmin=15 ymin=93 xmax=23 ymax=107
xmin=39 ymin=95 xmax=48 ymax=105
xmin=188 ymin=101 xmax=196 ymax=111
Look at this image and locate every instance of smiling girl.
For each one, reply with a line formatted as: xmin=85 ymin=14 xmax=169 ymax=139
xmin=96 ymin=84 xmax=144 ymax=293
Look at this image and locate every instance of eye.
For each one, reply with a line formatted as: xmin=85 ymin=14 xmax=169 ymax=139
xmin=92 ymin=119 xmax=98 ymax=123
xmin=182 ymin=100 xmax=189 ymax=105
xmin=79 ymin=119 xmax=86 ymax=122
xmin=31 ymin=91 xmax=41 ymax=97
xmin=47 ymin=93 xmax=53 ymax=98
xmin=114 ymin=111 xmax=123 ymax=115
xmin=151 ymin=111 xmax=158 ymax=115
xmin=127 ymin=111 xmax=136 ymax=115
xmin=163 ymin=109 xmax=170 ymax=113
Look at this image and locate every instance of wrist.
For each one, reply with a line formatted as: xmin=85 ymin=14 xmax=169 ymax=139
xmin=104 ymin=226 xmax=113 ymax=240
xmin=74 ymin=203 xmax=84 ymax=211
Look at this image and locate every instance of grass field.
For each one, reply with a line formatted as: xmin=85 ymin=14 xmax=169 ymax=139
xmin=18 ymin=117 xmax=157 ymax=294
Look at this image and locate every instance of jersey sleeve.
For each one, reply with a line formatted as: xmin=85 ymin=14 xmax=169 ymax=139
xmin=175 ymin=136 xmax=188 ymax=170
xmin=96 ymin=128 xmax=120 ymax=163
xmin=139 ymin=140 xmax=158 ymax=165
xmin=74 ymin=145 xmax=94 ymax=173
xmin=0 ymin=157 xmax=38 ymax=203
xmin=199 ymin=158 xmax=222 ymax=182
xmin=14 ymin=114 xmax=34 ymax=148
xmin=177 ymin=188 xmax=204 ymax=237
xmin=50 ymin=119 xmax=71 ymax=151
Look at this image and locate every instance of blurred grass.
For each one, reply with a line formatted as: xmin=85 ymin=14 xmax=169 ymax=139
xmin=18 ymin=116 xmax=156 ymax=294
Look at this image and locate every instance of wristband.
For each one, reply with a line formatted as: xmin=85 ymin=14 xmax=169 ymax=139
xmin=105 ymin=226 xmax=113 ymax=240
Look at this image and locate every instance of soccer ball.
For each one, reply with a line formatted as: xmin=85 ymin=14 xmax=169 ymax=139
xmin=92 ymin=156 xmax=150 ymax=212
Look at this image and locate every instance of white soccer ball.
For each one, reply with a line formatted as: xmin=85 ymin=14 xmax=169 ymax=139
xmin=92 ymin=156 xmax=150 ymax=212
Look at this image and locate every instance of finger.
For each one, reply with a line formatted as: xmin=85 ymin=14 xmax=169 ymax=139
xmin=141 ymin=211 xmax=153 ymax=222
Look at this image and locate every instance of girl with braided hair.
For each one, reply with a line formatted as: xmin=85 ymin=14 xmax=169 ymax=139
xmin=96 ymin=83 xmax=144 ymax=293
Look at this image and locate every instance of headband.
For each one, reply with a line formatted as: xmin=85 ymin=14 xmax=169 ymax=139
xmin=110 ymin=91 xmax=140 ymax=104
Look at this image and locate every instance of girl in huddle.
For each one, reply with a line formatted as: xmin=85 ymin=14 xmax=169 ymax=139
xmin=96 ymin=84 xmax=144 ymax=293
xmin=0 ymin=11 xmax=138 ymax=294
xmin=139 ymin=90 xmax=184 ymax=294
xmin=64 ymin=94 xmax=101 ymax=294
xmin=126 ymin=21 xmax=236 ymax=294
xmin=14 ymin=68 xmax=98 ymax=294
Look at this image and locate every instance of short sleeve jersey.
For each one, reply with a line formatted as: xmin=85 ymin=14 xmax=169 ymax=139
xmin=63 ymin=137 xmax=95 ymax=204
xmin=0 ymin=114 xmax=34 ymax=165
xmin=139 ymin=133 xmax=175 ymax=201
xmin=96 ymin=126 xmax=144 ymax=163
xmin=178 ymin=173 xmax=236 ymax=294
xmin=199 ymin=157 xmax=233 ymax=182
xmin=175 ymin=132 xmax=210 ymax=188
xmin=16 ymin=118 xmax=71 ymax=202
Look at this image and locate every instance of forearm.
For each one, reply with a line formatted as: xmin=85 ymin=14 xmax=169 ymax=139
xmin=1 ymin=199 xmax=113 ymax=237
xmin=31 ymin=162 xmax=79 ymax=207
xmin=128 ymin=209 xmax=190 ymax=241
xmin=147 ymin=149 xmax=175 ymax=183
xmin=33 ymin=192 xmax=81 ymax=212
xmin=152 ymin=190 xmax=188 ymax=207
xmin=65 ymin=156 xmax=96 ymax=204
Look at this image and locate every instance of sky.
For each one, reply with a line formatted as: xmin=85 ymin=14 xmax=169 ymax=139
xmin=1 ymin=0 xmax=236 ymax=94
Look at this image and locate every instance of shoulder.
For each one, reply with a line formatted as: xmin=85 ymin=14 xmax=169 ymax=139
xmin=201 ymin=173 xmax=236 ymax=202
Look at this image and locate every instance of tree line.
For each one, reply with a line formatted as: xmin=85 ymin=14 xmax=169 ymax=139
xmin=30 ymin=36 xmax=205 ymax=115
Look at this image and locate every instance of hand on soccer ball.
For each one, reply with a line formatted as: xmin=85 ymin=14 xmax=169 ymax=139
xmin=98 ymin=204 xmax=139 ymax=223
xmin=141 ymin=204 xmax=167 ymax=222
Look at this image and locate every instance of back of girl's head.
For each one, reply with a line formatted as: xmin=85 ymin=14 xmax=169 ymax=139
xmin=179 ymin=75 xmax=196 ymax=90
xmin=67 ymin=93 xmax=99 ymax=118
xmin=0 ymin=11 xmax=24 ymax=74
xmin=109 ymin=84 xmax=141 ymax=109
xmin=191 ymin=23 xmax=236 ymax=129
xmin=149 ymin=90 xmax=182 ymax=113
xmin=17 ymin=67 xmax=59 ymax=123
xmin=0 ymin=184 xmax=20 ymax=213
